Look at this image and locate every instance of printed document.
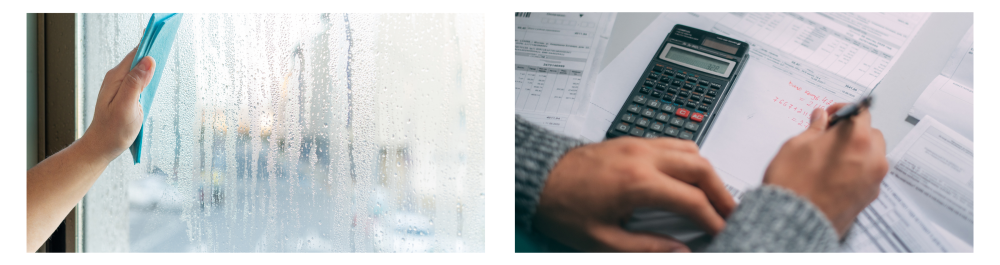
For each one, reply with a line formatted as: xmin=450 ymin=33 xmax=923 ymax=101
xmin=906 ymin=25 xmax=973 ymax=140
xmin=841 ymin=116 xmax=973 ymax=252
xmin=515 ymin=12 xmax=615 ymax=134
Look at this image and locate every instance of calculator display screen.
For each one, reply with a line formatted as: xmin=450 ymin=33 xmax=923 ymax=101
xmin=702 ymin=38 xmax=739 ymax=54
xmin=663 ymin=47 xmax=730 ymax=75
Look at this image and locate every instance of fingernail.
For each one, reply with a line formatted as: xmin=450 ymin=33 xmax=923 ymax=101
xmin=139 ymin=56 xmax=153 ymax=71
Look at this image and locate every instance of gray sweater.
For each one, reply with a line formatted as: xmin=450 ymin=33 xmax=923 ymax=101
xmin=514 ymin=116 xmax=839 ymax=252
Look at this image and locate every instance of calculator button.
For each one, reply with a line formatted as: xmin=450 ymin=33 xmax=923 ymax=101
xmin=702 ymin=97 xmax=713 ymax=104
xmin=686 ymin=100 xmax=698 ymax=108
xmin=707 ymin=89 xmax=718 ymax=97
xmin=679 ymin=130 xmax=694 ymax=140
xmin=675 ymin=70 xmax=684 ymax=76
xmin=660 ymin=76 xmax=671 ymax=83
xmin=683 ymin=83 xmax=695 ymax=90
xmin=710 ymin=83 xmax=721 ymax=89
xmin=662 ymin=71 xmax=673 ymax=77
xmin=643 ymin=132 xmax=659 ymax=139
xmin=690 ymin=112 xmax=704 ymax=123
xmin=655 ymin=83 xmax=668 ymax=90
xmin=640 ymin=87 xmax=651 ymax=94
xmin=690 ymin=95 xmax=702 ymax=102
xmin=671 ymin=80 xmax=682 ymax=87
xmin=669 ymin=117 xmax=686 ymax=127
xmin=653 ymin=65 xmax=664 ymax=72
xmin=647 ymin=100 xmax=661 ymax=108
xmin=679 ymin=90 xmax=691 ymax=98
xmin=651 ymin=90 xmax=664 ymax=98
xmin=637 ymin=118 xmax=651 ymax=127
xmin=632 ymin=95 xmax=648 ymax=104
xmin=684 ymin=120 xmax=700 ymax=131
xmin=667 ymin=87 xmax=679 ymax=94
xmin=616 ymin=123 xmax=630 ymax=133
xmin=660 ymin=104 xmax=676 ymax=113
xmin=686 ymin=76 xmax=697 ymax=82
xmin=699 ymin=80 xmax=709 ymax=86
xmin=674 ymin=96 xmax=687 ymax=104
xmin=650 ymin=122 xmax=665 ymax=132
xmin=694 ymin=86 xmax=705 ymax=93
xmin=644 ymin=79 xmax=655 ymax=87
xmin=699 ymin=104 xmax=710 ymax=112
xmin=621 ymin=113 xmax=636 ymax=123
xmin=675 ymin=108 xmax=690 ymax=118
xmin=663 ymin=93 xmax=675 ymax=102
xmin=641 ymin=108 xmax=657 ymax=118
xmin=648 ymin=73 xmax=660 ymax=79
xmin=655 ymin=112 xmax=670 ymax=122
xmin=663 ymin=126 xmax=680 ymax=137
xmin=629 ymin=127 xmax=644 ymax=137
xmin=627 ymin=104 xmax=641 ymax=113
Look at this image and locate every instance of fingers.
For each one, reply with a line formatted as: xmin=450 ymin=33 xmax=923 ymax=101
xmin=633 ymin=170 xmax=727 ymax=235
xmin=593 ymin=225 xmax=690 ymax=252
xmin=805 ymin=107 xmax=830 ymax=133
xmin=116 ymin=56 xmax=156 ymax=108
xmin=106 ymin=46 xmax=141 ymax=80
xmin=869 ymin=128 xmax=889 ymax=178
xmin=825 ymin=102 xmax=848 ymax=116
xmin=651 ymin=152 xmax=735 ymax=217
xmin=644 ymin=137 xmax=700 ymax=154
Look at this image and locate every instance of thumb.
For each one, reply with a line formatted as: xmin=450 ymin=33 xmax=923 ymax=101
xmin=593 ymin=225 xmax=691 ymax=252
xmin=805 ymin=107 xmax=829 ymax=133
xmin=118 ymin=56 xmax=156 ymax=107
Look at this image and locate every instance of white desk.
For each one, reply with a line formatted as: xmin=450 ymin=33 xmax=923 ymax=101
xmin=600 ymin=13 xmax=973 ymax=150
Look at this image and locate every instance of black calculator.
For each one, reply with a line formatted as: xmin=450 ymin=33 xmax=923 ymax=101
xmin=606 ymin=24 xmax=749 ymax=146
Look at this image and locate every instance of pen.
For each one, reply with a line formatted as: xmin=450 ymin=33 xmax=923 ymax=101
xmin=827 ymin=96 xmax=872 ymax=127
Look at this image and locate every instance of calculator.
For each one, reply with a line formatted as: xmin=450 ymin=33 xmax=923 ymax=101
xmin=606 ymin=24 xmax=749 ymax=146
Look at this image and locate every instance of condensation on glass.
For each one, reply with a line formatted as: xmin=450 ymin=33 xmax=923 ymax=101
xmin=80 ymin=13 xmax=484 ymax=252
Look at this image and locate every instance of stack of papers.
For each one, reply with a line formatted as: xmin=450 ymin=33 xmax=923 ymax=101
xmin=129 ymin=13 xmax=183 ymax=164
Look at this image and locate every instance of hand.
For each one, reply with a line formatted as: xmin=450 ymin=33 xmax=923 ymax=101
xmin=762 ymin=103 xmax=888 ymax=237
xmin=535 ymin=137 xmax=736 ymax=252
xmin=79 ymin=47 xmax=155 ymax=162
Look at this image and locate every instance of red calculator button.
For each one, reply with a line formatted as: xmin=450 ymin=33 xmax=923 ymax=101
xmin=691 ymin=113 xmax=704 ymax=122
xmin=675 ymin=108 xmax=690 ymax=118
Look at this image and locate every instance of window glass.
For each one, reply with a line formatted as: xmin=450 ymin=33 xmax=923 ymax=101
xmin=81 ymin=13 xmax=484 ymax=252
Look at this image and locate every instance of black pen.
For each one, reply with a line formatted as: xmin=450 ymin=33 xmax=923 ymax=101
xmin=827 ymin=96 xmax=872 ymax=127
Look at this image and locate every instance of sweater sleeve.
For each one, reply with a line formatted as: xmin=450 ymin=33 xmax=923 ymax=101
xmin=515 ymin=115 xmax=585 ymax=233
xmin=706 ymin=185 xmax=840 ymax=252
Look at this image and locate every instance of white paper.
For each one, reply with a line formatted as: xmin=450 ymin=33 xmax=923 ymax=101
xmin=515 ymin=12 xmax=615 ymax=134
xmin=841 ymin=116 xmax=972 ymax=252
xmin=941 ymin=25 xmax=974 ymax=87
xmin=906 ymin=26 xmax=973 ymax=140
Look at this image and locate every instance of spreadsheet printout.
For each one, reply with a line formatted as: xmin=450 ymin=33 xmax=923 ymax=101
xmin=841 ymin=116 xmax=972 ymax=252
xmin=907 ymin=25 xmax=973 ymax=140
xmin=515 ymin=12 xmax=616 ymax=134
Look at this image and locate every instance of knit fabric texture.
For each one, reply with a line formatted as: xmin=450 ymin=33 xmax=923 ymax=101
xmin=514 ymin=116 xmax=585 ymax=232
xmin=707 ymin=185 xmax=840 ymax=252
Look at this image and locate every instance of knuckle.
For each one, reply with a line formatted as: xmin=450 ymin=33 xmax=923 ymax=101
xmin=124 ymin=72 xmax=142 ymax=87
xmin=618 ymin=140 xmax=650 ymax=156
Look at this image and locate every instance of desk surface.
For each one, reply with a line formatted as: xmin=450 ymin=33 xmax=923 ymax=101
xmin=600 ymin=12 xmax=973 ymax=150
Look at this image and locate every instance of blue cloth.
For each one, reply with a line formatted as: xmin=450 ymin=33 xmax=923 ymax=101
xmin=128 ymin=13 xmax=183 ymax=164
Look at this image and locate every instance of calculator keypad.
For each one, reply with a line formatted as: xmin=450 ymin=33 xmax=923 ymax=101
xmin=608 ymin=62 xmax=728 ymax=144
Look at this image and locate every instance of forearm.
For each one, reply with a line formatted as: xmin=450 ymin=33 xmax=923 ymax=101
xmin=706 ymin=185 xmax=839 ymax=252
xmin=26 ymin=136 xmax=115 ymax=252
